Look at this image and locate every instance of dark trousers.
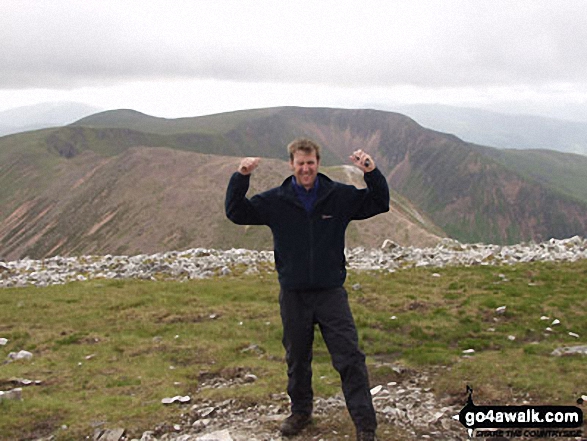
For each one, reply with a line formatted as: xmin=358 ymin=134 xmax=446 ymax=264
xmin=279 ymin=286 xmax=377 ymax=432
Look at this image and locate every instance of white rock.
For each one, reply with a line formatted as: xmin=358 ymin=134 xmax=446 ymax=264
xmin=568 ymin=332 xmax=580 ymax=338
xmin=0 ymin=389 xmax=22 ymax=402
xmin=220 ymin=266 xmax=232 ymax=276
xmin=552 ymin=319 xmax=561 ymax=326
xmin=0 ymin=388 xmax=22 ymax=401
xmin=243 ymin=374 xmax=258 ymax=383
xmin=495 ymin=306 xmax=507 ymax=314
xmin=197 ymin=429 xmax=234 ymax=441
xmin=370 ymin=385 xmax=383 ymax=395
xmin=96 ymin=428 xmax=125 ymax=440
xmin=381 ymin=239 xmax=399 ymax=249
xmin=161 ymin=395 xmax=190 ymax=405
xmin=0 ymin=338 xmax=8 ymax=345
xmin=551 ymin=345 xmax=587 ymax=356
xmin=462 ymin=349 xmax=475 ymax=354
xmin=2 ymin=237 xmax=587 ymax=289
xmin=8 ymin=350 xmax=33 ymax=361
xmin=139 ymin=431 xmax=157 ymax=441
xmin=199 ymin=406 xmax=216 ymax=418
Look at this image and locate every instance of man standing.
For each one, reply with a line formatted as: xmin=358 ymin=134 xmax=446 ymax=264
xmin=225 ymin=138 xmax=389 ymax=441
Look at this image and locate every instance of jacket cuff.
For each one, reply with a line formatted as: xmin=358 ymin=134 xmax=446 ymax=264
xmin=364 ymin=167 xmax=382 ymax=178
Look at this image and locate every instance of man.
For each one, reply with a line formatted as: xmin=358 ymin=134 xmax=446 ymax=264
xmin=225 ymin=138 xmax=389 ymax=441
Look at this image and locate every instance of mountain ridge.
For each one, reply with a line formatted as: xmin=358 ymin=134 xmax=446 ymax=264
xmin=1 ymin=106 xmax=586 ymax=259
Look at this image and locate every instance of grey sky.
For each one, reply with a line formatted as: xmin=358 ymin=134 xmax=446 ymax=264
xmin=1 ymin=0 xmax=587 ymax=120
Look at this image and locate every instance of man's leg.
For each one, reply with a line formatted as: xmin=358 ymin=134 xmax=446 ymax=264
xmin=316 ymin=287 xmax=377 ymax=433
xmin=279 ymin=288 xmax=315 ymax=416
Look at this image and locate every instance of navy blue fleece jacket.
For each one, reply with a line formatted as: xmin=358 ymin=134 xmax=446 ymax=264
xmin=225 ymin=168 xmax=390 ymax=290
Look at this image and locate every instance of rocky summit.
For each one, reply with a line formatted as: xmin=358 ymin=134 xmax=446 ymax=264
xmin=4 ymin=236 xmax=587 ymax=441
xmin=1 ymin=236 xmax=586 ymax=289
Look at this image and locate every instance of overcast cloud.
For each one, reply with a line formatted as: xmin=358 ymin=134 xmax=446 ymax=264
xmin=1 ymin=0 xmax=587 ymax=120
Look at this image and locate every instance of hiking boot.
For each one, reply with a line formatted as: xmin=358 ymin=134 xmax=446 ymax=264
xmin=279 ymin=413 xmax=312 ymax=436
xmin=356 ymin=430 xmax=377 ymax=441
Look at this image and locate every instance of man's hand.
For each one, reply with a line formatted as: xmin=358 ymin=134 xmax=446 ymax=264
xmin=238 ymin=157 xmax=261 ymax=175
xmin=350 ymin=149 xmax=375 ymax=173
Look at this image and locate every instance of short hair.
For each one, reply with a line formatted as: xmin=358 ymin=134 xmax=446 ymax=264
xmin=287 ymin=138 xmax=321 ymax=162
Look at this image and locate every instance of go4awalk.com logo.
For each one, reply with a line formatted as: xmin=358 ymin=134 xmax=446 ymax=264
xmin=457 ymin=386 xmax=584 ymax=439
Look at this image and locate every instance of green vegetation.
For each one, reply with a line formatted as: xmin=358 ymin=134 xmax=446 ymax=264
xmin=477 ymin=146 xmax=587 ymax=206
xmin=1 ymin=261 xmax=586 ymax=439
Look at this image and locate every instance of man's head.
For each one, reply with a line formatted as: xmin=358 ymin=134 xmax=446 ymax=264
xmin=287 ymin=138 xmax=321 ymax=163
xmin=287 ymin=138 xmax=321 ymax=190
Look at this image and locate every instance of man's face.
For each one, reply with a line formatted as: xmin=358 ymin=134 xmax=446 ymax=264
xmin=290 ymin=150 xmax=320 ymax=190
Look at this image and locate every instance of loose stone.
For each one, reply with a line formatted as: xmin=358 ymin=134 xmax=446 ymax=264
xmin=2 ymin=236 xmax=586 ymax=288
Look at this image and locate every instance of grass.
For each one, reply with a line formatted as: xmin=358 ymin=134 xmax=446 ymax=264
xmin=1 ymin=260 xmax=586 ymax=440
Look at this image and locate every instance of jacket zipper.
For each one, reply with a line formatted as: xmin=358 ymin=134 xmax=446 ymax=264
xmin=308 ymin=212 xmax=314 ymax=286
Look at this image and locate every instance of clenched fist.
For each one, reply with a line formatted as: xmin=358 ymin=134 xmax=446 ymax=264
xmin=349 ymin=149 xmax=375 ymax=172
xmin=238 ymin=157 xmax=261 ymax=175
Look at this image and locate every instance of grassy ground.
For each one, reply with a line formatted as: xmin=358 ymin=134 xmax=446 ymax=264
xmin=1 ymin=260 xmax=586 ymax=440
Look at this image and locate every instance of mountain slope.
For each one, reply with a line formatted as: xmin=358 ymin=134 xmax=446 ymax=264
xmin=473 ymin=146 xmax=587 ymax=206
xmin=2 ymin=106 xmax=587 ymax=259
xmin=0 ymin=137 xmax=442 ymax=260
xmin=180 ymin=106 xmax=587 ymax=244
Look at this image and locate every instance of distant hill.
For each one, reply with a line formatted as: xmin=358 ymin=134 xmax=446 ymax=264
xmin=0 ymin=102 xmax=102 ymax=136
xmin=394 ymin=104 xmax=587 ymax=156
xmin=1 ymin=106 xmax=587 ymax=259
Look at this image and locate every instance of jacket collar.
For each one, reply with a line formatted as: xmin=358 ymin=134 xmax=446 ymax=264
xmin=280 ymin=173 xmax=334 ymax=204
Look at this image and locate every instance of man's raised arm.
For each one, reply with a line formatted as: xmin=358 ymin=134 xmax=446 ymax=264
xmin=349 ymin=149 xmax=390 ymax=220
xmin=225 ymin=157 xmax=265 ymax=225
